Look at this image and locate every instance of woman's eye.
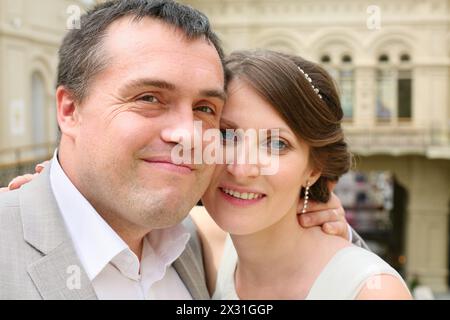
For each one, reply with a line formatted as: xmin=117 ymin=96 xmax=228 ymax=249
xmin=195 ymin=106 xmax=215 ymax=114
xmin=266 ymin=139 xmax=288 ymax=151
xmin=138 ymin=95 xmax=159 ymax=103
xmin=220 ymin=129 xmax=236 ymax=143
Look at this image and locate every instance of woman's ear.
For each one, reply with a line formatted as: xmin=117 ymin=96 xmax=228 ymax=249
xmin=307 ymin=168 xmax=322 ymax=187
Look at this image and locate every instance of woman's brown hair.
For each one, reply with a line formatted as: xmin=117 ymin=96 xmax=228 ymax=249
xmin=224 ymin=50 xmax=352 ymax=203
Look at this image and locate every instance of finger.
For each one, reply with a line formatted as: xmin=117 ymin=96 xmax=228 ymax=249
xmin=322 ymin=221 xmax=348 ymax=240
xmin=299 ymin=208 xmax=344 ymax=228
xmin=296 ymin=181 xmax=338 ymax=213
xmin=297 ymin=198 xmax=327 ymax=213
xmin=37 ymin=160 xmax=49 ymax=172
xmin=302 ymin=200 xmax=328 ymax=213
xmin=0 ymin=187 xmax=9 ymax=193
xmin=8 ymin=174 xmax=36 ymax=190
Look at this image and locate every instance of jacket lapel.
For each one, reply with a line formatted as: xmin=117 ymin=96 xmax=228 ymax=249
xmin=20 ymin=163 xmax=97 ymax=300
xmin=27 ymin=242 xmax=97 ymax=300
xmin=173 ymin=244 xmax=210 ymax=300
xmin=173 ymin=217 xmax=210 ymax=300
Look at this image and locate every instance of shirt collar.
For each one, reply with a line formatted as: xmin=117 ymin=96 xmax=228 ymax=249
xmin=49 ymin=150 xmax=191 ymax=282
xmin=141 ymin=224 xmax=190 ymax=284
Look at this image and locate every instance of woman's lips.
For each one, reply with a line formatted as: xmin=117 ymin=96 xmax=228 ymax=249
xmin=218 ymin=187 xmax=266 ymax=206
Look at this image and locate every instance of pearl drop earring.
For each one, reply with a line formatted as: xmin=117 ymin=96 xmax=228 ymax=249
xmin=302 ymin=181 xmax=310 ymax=214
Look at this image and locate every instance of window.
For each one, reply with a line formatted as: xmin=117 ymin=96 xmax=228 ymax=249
xmin=376 ymin=54 xmax=412 ymax=123
xmin=376 ymin=68 xmax=395 ymax=122
xmin=340 ymin=55 xmax=354 ymax=120
xmin=320 ymin=53 xmax=355 ymax=120
xmin=31 ymin=72 xmax=46 ymax=144
xmin=397 ymin=70 xmax=412 ymax=119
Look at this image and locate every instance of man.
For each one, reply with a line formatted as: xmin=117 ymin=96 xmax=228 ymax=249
xmin=0 ymin=0 xmax=365 ymax=300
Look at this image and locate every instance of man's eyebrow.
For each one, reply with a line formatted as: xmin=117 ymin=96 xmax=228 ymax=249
xmin=119 ymin=78 xmax=226 ymax=102
xmin=119 ymin=78 xmax=176 ymax=95
xmin=199 ymin=89 xmax=227 ymax=102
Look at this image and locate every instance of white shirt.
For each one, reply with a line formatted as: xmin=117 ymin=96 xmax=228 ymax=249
xmin=49 ymin=151 xmax=193 ymax=300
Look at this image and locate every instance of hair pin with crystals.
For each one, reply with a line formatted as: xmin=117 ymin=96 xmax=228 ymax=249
xmin=298 ymin=66 xmax=323 ymax=100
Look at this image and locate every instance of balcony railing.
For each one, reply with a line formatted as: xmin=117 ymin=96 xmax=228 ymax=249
xmin=0 ymin=142 xmax=56 ymax=186
xmin=344 ymin=127 xmax=449 ymax=156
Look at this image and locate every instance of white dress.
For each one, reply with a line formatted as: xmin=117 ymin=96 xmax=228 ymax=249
xmin=212 ymin=236 xmax=409 ymax=300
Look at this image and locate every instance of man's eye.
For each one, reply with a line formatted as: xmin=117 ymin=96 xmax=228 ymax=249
xmin=195 ymin=106 xmax=215 ymax=114
xmin=138 ymin=95 xmax=159 ymax=103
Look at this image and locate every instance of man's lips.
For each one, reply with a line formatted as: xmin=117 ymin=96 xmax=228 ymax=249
xmin=142 ymin=156 xmax=195 ymax=174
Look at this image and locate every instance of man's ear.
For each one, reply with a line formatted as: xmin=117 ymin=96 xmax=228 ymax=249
xmin=56 ymin=86 xmax=81 ymax=141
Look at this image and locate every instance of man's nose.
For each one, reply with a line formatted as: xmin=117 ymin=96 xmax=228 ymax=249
xmin=160 ymin=107 xmax=197 ymax=148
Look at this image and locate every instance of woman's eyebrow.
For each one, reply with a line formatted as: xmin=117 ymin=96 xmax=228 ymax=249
xmin=267 ymin=128 xmax=292 ymax=134
xmin=220 ymin=119 xmax=293 ymax=135
xmin=220 ymin=118 xmax=238 ymax=128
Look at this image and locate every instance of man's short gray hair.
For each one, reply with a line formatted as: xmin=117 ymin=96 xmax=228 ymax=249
xmin=57 ymin=0 xmax=225 ymax=102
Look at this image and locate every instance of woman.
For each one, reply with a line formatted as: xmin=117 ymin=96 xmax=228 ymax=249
xmin=190 ymin=50 xmax=411 ymax=300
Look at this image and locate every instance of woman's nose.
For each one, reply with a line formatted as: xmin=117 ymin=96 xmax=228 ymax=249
xmin=226 ymin=162 xmax=260 ymax=179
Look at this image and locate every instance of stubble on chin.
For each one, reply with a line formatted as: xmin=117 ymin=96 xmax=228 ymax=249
xmin=119 ymin=176 xmax=202 ymax=229
xmin=86 ymin=157 xmax=212 ymax=230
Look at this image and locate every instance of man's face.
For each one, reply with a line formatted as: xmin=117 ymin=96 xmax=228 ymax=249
xmin=70 ymin=17 xmax=225 ymax=230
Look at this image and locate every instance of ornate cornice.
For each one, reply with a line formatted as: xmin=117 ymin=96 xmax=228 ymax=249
xmin=183 ymin=0 xmax=449 ymax=26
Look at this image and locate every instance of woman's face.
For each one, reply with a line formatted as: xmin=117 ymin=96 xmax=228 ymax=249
xmin=201 ymin=78 xmax=317 ymax=236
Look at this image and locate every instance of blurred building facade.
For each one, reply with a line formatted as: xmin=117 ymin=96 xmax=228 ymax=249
xmin=0 ymin=0 xmax=95 ymax=181
xmin=0 ymin=0 xmax=449 ymax=292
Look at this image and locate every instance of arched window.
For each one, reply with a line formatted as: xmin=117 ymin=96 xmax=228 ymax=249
xmin=320 ymin=53 xmax=354 ymax=120
xmin=376 ymin=54 xmax=395 ymax=122
xmin=376 ymin=53 xmax=412 ymax=123
xmin=31 ymin=72 xmax=47 ymax=147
